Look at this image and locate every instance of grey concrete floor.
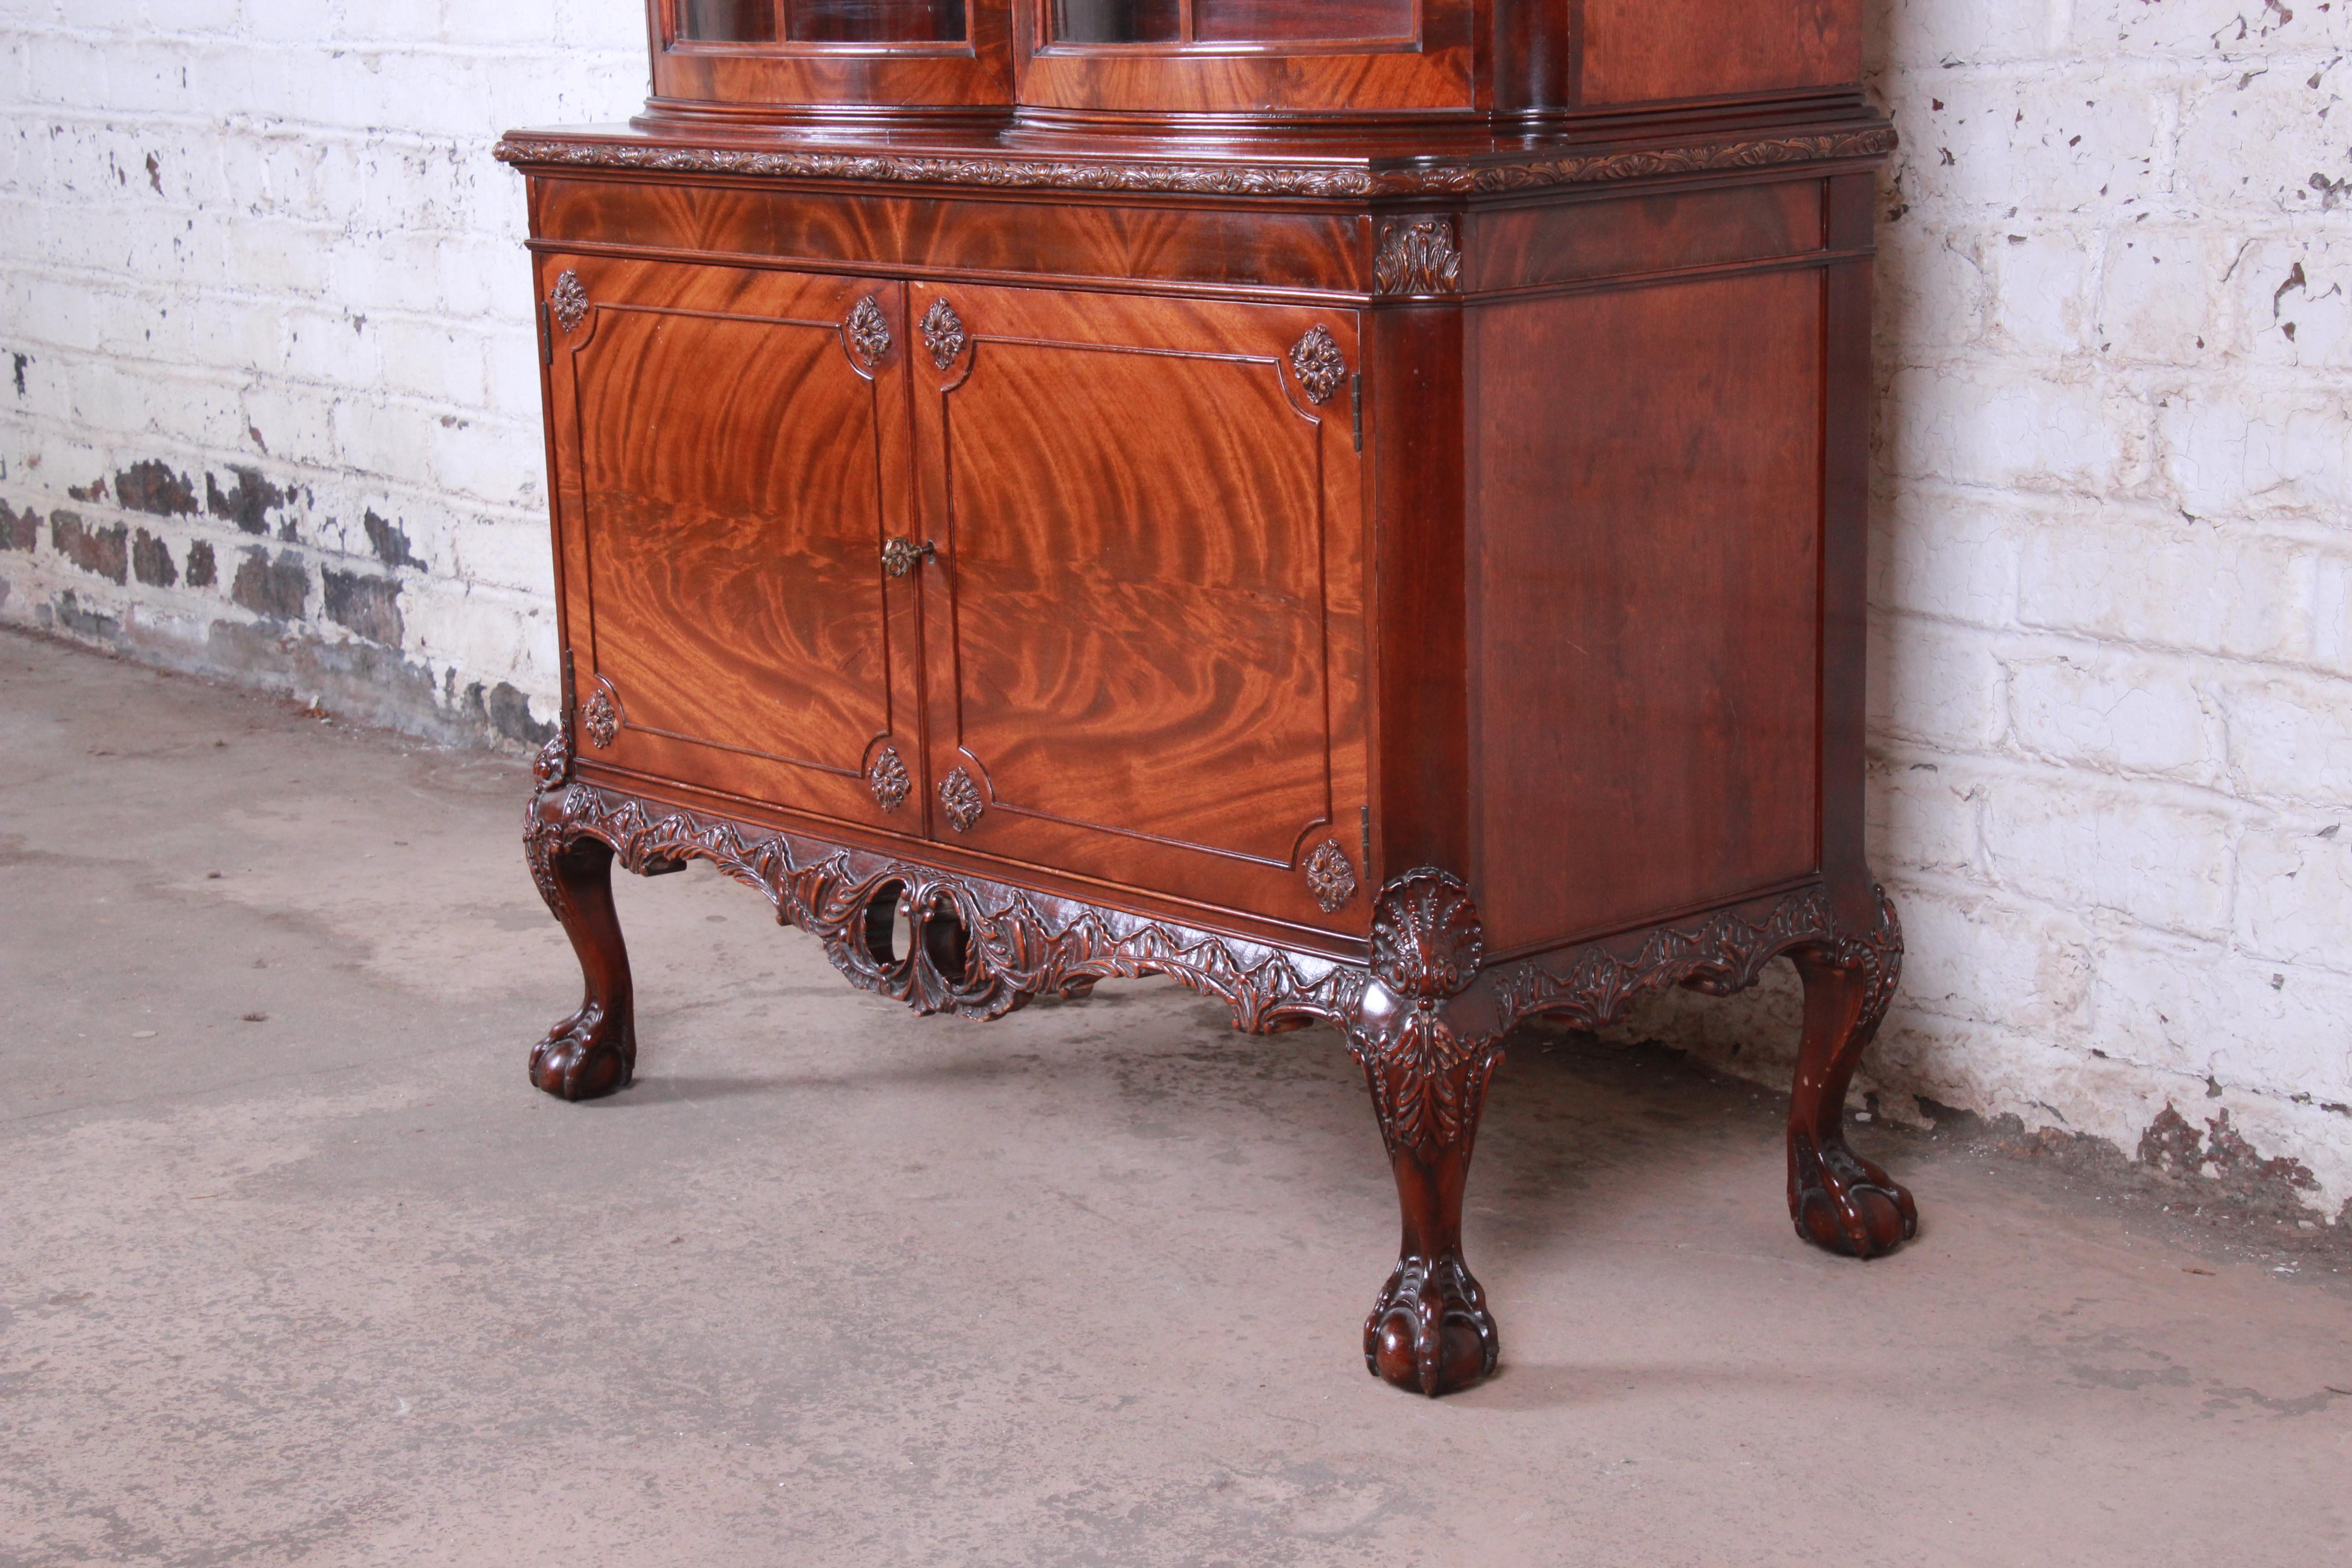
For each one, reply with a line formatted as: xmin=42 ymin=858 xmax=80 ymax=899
xmin=3 ymin=627 xmax=2349 ymax=1568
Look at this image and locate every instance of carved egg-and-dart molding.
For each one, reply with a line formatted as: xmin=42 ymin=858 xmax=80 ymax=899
xmin=549 ymin=269 xmax=589 ymax=332
xmin=1290 ymin=325 xmax=1347 ymax=405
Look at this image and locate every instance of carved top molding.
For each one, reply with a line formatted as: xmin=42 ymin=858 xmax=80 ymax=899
xmin=494 ymin=127 xmax=1897 ymax=201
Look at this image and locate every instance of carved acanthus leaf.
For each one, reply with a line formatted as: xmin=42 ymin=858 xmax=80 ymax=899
xmin=1373 ymin=219 xmax=1462 ymax=296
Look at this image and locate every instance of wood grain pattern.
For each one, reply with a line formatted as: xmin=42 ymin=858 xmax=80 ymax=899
xmin=530 ymin=176 xmax=1369 ymax=293
xmin=1580 ymin=0 xmax=1857 ymax=106
xmin=1468 ymin=268 xmax=1824 ymax=953
xmin=1465 ymin=176 xmax=1824 ymax=294
xmin=546 ymin=256 xmax=922 ymax=829
xmin=912 ymin=284 xmax=1368 ymax=927
xmin=514 ymin=3 xmax=1906 ymax=1401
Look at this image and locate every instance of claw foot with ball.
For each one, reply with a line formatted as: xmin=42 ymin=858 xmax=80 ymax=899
xmin=529 ymin=1000 xmax=635 ymax=1102
xmin=1366 ymin=1254 xmax=1499 ymax=1396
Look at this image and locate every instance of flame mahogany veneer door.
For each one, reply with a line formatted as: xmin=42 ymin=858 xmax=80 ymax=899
xmin=909 ymin=284 xmax=1371 ymax=935
xmin=544 ymin=255 xmax=923 ymax=831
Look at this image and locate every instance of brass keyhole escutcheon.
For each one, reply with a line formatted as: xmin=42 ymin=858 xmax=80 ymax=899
xmin=881 ymin=538 xmax=936 ymax=577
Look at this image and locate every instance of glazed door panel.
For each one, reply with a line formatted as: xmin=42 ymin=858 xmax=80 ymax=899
xmin=910 ymin=284 xmax=1370 ymax=932
xmin=542 ymin=255 xmax=921 ymax=830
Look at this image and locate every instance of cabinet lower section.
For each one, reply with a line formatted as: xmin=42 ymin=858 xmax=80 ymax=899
xmin=522 ymin=730 xmax=1917 ymax=1395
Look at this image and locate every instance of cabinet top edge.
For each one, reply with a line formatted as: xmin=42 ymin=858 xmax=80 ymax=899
xmin=493 ymin=113 xmax=1896 ymax=201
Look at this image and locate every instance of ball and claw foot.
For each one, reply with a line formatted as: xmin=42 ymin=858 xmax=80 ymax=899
xmin=529 ymin=1002 xmax=635 ymax=1102
xmin=1364 ymin=1254 xmax=1499 ymax=1396
xmin=1790 ymin=1134 xmax=1917 ymax=1258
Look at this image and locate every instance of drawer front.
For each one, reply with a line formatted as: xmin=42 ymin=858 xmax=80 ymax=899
xmin=541 ymin=254 xmax=926 ymax=833
xmin=907 ymin=282 xmax=1373 ymax=933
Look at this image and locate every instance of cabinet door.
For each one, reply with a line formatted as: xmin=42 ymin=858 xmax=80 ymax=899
xmin=908 ymin=284 xmax=1370 ymax=933
xmin=542 ymin=255 xmax=922 ymax=830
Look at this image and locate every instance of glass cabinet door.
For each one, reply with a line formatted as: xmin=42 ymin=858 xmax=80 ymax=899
xmin=1019 ymin=0 xmax=1472 ymax=113
xmin=652 ymin=0 xmax=1009 ymax=112
xmin=679 ymin=0 xmax=777 ymax=39
xmin=675 ymin=0 xmax=970 ymax=44
xmin=1048 ymin=0 xmax=1411 ymax=45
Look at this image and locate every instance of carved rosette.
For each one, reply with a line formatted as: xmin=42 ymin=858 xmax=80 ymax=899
xmin=868 ymin=746 xmax=911 ymax=813
xmin=845 ymin=295 xmax=891 ymax=368
xmin=581 ymin=686 xmax=618 ymax=750
xmin=1303 ymin=839 xmax=1358 ymax=913
xmin=1373 ymin=219 xmax=1463 ymax=296
xmin=938 ymin=766 xmax=985 ymax=833
xmin=921 ymin=298 xmax=966 ymax=370
xmin=548 ymin=269 xmax=589 ymax=333
xmin=1289 ymin=326 xmax=1347 ymax=405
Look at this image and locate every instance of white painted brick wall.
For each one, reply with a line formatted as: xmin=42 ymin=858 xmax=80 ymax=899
xmin=0 ymin=0 xmax=643 ymax=740
xmin=3 ymin=1 xmax=2349 ymax=1207
xmin=1636 ymin=0 xmax=2352 ymax=1213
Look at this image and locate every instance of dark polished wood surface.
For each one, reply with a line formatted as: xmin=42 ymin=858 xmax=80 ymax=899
xmin=510 ymin=0 xmax=1908 ymax=1399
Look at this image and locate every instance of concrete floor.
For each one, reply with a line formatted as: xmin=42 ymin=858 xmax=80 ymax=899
xmin=3 ymin=627 xmax=2349 ymax=1568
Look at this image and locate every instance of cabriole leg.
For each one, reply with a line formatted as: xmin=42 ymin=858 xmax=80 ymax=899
xmin=524 ymin=816 xmax=636 ymax=1102
xmin=1347 ymin=864 xmax=1504 ymax=1396
xmin=1787 ymin=894 xmax=1916 ymax=1256
xmin=1359 ymin=1047 xmax=1500 ymax=1397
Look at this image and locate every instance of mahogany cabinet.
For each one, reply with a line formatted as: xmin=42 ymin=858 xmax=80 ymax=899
xmin=504 ymin=0 xmax=1913 ymax=1397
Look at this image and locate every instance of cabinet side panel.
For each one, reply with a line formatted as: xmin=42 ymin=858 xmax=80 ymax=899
xmin=1579 ymin=0 xmax=1856 ymax=106
xmin=1470 ymin=269 xmax=1822 ymax=953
